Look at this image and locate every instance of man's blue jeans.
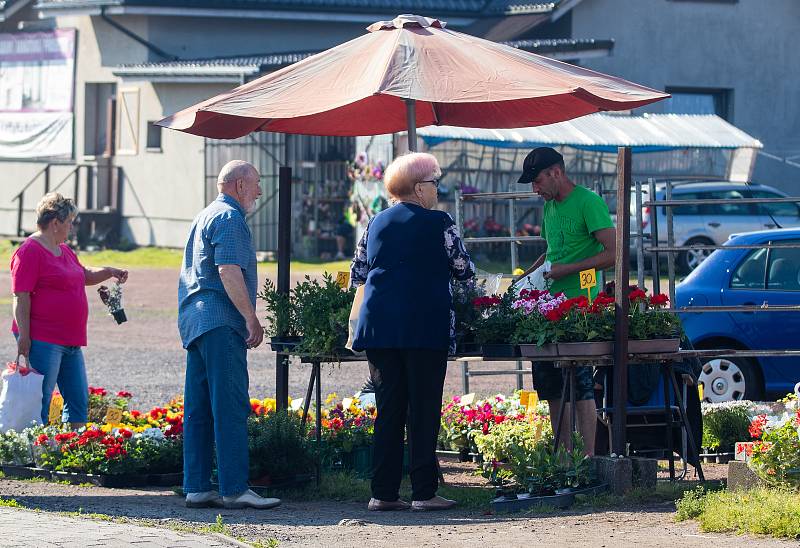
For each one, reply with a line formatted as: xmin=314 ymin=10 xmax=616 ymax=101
xmin=19 ymin=337 xmax=88 ymax=424
xmin=183 ymin=326 xmax=250 ymax=497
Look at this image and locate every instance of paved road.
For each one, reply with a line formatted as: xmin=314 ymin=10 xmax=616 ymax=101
xmin=0 ymin=507 xmax=235 ymax=548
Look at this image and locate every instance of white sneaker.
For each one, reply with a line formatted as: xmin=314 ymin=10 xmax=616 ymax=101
xmin=185 ymin=490 xmax=223 ymax=508
xmin=223 ymin=489 xmax=281 ymax=509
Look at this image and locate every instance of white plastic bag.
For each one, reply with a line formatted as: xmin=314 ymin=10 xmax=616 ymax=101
xmin=513 ymin=260 xmax=552 ymax=293
xmin=0 ymin=357 xmax=44 ymax=433
xmin=474 ymin=269 xmax=504 ymax=296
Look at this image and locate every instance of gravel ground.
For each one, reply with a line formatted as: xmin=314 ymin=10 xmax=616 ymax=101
xmin=0 ymin=267 xmax=535 ymax=410
xmin=0 ymin=464 xmax=792 ymax=548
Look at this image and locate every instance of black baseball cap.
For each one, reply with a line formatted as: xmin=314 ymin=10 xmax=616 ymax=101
xmin=516 ymin=147 xmax=564 ymax=185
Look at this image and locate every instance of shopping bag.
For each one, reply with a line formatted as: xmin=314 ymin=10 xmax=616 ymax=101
xmin=0 ymin=356 xmax=44 ymax=433
xmin=345 ymin=285 xmax=365 ymax=351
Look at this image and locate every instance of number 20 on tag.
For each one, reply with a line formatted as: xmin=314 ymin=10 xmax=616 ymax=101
xmin=579 ymin=268 xmax=597 ymax=300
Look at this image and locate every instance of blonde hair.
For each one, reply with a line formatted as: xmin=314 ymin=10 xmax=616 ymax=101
xmin=35 ymin=192 xmax=78 ymax=229
xmin=384 ymin=152 xmax=441 ymax=199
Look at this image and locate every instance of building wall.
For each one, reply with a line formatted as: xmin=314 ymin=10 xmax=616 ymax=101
xmin=571 ymin=0 xmax=800 ymax=192
xmin=0 ymin=14 xmax=230 ymax=246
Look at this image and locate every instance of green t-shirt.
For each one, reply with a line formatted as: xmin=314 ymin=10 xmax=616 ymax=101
xmin=541 ymin=185 xmax=614 ymax=298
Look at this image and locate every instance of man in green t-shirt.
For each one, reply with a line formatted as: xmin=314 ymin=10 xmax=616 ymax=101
xmin=517 ymin=147 xmax=616 ymax=456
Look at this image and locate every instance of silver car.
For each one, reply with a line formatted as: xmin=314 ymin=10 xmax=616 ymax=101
xmin=630 ymin=181 xmax=800 ymax=272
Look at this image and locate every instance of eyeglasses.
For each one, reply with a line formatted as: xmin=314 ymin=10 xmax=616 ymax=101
xmin=420 ymin=179 xmax=440 ymax=188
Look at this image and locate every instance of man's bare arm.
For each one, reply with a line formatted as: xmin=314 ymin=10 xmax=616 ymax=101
xmin=518 ymin=253 xmax=547 ymax=279
xmin=218 ymin=264 xmax=264 ymax=348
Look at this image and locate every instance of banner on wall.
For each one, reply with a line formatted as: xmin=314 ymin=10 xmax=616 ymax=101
xmin=0 ymin=29 xmax=75 ymax=158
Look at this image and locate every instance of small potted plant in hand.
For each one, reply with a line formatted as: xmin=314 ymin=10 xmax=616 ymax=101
xmin=98 ymin=282 xmax=126 ymax=324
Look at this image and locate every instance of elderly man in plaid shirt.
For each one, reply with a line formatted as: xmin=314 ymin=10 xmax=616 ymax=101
xmin=178 ymin=160 xmax=280 ymax=510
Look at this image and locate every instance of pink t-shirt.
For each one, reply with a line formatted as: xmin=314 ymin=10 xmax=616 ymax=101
xmin=10 ymin=239 xmax=88 ymax=346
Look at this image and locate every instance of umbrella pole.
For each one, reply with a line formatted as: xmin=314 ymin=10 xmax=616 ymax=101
xmin=405 ymin=99 xmax=417 ymax=152
xmin=276 ymin=165 xmax=292 ymax=412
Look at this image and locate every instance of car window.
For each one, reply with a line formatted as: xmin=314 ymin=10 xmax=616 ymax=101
xmin=671 ymin=192 xmax=702 ymax=215
xmin=730 ymin=248 xmax=767 ymax=289
xmin=702 ymin=190 xmax=753 ymax=216
xmin=767 ymin=239 xmax=800 ymax=291
xmin=750 ymin=190 xmax=800 ymax=218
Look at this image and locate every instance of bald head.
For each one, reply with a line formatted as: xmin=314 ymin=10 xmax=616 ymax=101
xmin=217 ymin=160 xmax=258 ymax=189
xmin=217 ymin=160 xmax=262 ymax=213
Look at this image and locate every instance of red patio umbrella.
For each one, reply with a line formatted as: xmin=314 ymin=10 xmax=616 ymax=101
xmin=157 ymin=14 xmax=669 ymax=143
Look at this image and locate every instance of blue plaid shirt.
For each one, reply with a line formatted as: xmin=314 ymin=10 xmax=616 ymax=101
xmin=178 ymin=194 xmax=257 ymax=348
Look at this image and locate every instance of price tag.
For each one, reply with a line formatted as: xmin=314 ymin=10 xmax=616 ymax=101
xmin=104 ymin=406 xmax=123 ymax=425
xmin=460 ymin=393 xmax=475 ymax=406
xmin=342 ymin=397 xmax=353 ymax=410
xmin=290 ymin=398 xmax=304 ymax=412
xmin=579 ymin=268 xmax=597 ymax=300
xmin=48 ymin=394 xmax=64 ymax=425
xmin=528 ymin=390 xmax=539 ymax=410
xmin=519 ymin=390 xmax=530 ymax=407
xmin=336 ymin=271 xmax=350 ymax=289
xmin=698 ymin=382 xmax=705 ymax=402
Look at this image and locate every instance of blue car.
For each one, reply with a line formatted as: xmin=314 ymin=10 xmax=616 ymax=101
xmin=676 ymin=228 xmax=800 ymax=402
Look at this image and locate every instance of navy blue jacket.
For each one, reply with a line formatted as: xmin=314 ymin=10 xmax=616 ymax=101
xmin=352 ymin=203 xmax=469 ymax=351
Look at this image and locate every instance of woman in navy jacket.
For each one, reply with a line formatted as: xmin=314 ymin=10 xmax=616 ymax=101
xmin=350 ymin=152 xmax=475 ymax=511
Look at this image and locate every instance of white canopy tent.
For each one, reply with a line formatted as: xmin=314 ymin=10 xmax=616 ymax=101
xmin=416 ymin=113 xmax=763 ymax=181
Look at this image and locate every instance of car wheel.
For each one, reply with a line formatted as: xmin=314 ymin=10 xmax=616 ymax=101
xmin=677 ymin=237 xmax=714 ymax=273
xmin=698 ymin=356 xmax=763 ymax=402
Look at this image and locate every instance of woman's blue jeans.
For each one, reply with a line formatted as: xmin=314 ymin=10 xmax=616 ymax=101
xmin=183 ymin=326 xmax=250 ymax=497
xmin=24 ymin=338 xmax=88 ymax=424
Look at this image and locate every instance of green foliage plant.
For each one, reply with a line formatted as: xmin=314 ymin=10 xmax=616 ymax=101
xmin=700 ymin=401 xmax=751 ymax=451
xmin=292 ymin=273 xmax=354 ymax=359
xmin=258 ymin=278 xmax=298 ymax=338
xmin=248 ymin=411 xmax=315 ymax=483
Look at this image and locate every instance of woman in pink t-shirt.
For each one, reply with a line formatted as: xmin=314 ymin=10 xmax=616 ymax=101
xmin=10 ymin=193 xmax=128 ymax=427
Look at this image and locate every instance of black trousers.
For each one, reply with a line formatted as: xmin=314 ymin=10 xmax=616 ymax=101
xmin=366 ymin=348 xmax=448 ymax=502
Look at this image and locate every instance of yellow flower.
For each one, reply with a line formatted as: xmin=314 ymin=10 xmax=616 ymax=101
xmin=325 ymin=392 xmax=338 ymax=405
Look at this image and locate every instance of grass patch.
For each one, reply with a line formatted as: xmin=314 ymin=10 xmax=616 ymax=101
xmin=207 ymin=514 xmax=227 ymax=534
xmin=77 ymin=247 xmax=184 ymax=269
xmin=575 ymin=480 xmax=724 ymax=511
xmin=676 ymin=486 xmax=800 ymax=539
xmin=0 ymin=498 xmax=21 ymax=508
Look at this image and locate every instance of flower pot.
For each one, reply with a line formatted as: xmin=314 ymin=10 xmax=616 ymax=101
xmin=52 ymin=470 xmax=150 ymax=487
xmin=556 ymin=341 xmax=613 ymax=357
xmin=147 ymin=472 xmax=183 ymax=486
xmin=627 ymin=338 xmax=680 ymax=354
xmin=491 ymin=491 xmax=576 ymax=513
xmin=269 ymin=336 xmax=302 ymax=353
xmin=481 ymin=344 xmax=520 ymax=359
xmin=1 ymin=464 xmax=50 ymax=480
xmin=112 ymin=309 xmax=127 ymax=324
xmin=564 ymin=482 xmax=609 ymax=497
xmin=518 ymin=344 xmax=559 ymax=358
xmin=456 ymin=342 xmax=481 ymax=356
